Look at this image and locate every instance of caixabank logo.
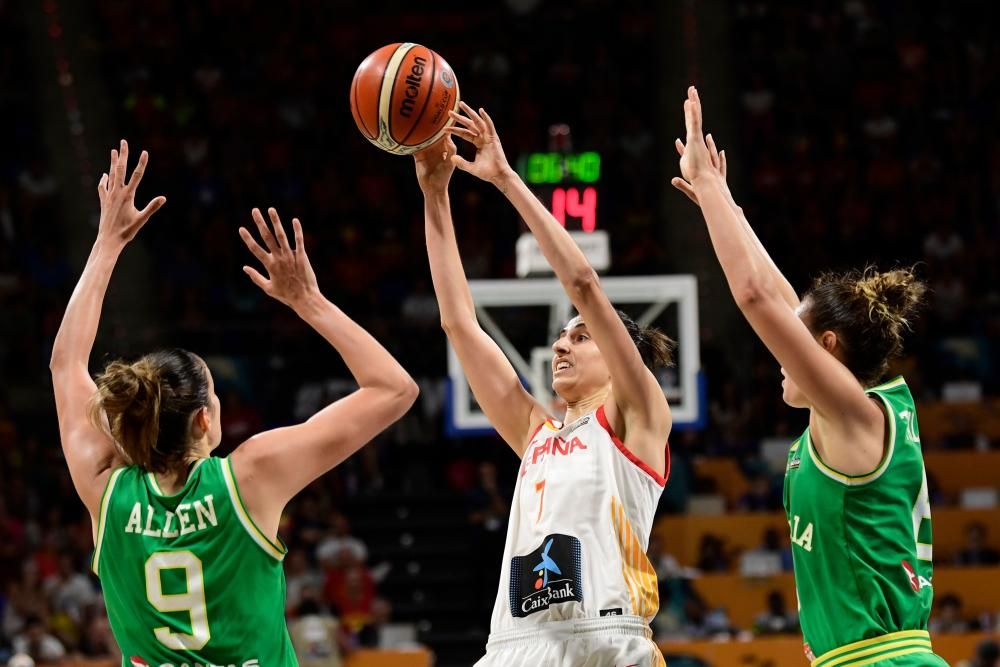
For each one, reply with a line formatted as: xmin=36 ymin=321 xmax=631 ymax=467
xmin=509 ymin=534 xmax=583 ymax=617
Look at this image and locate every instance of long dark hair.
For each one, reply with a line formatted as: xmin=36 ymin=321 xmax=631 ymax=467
xmin=90 ymin=349 xmax=210 ymax=473
xmin=616 ymin=310 xmax=677 ymax=371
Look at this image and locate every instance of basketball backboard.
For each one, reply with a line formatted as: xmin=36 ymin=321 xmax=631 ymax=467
xmin=446 ymin=275 xmax=703 ymax=436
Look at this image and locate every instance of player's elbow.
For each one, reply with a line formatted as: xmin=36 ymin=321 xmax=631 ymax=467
xmin=440 ymin=315 xmax=477 ymax=339
xmin=49 ymin=348 xmax=70 ymax=374
xmin=397 ymin=375 xmax=420 ymax=407
xmin=567 ymin=267 xmax=600 ymax=299
xmin=732 ymin=276 xmax=777 ymax=311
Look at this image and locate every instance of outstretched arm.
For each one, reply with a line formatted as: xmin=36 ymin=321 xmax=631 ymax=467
xmin=447 ymin=104 xmax=670 ymax=467
xmin=675 ymin=87 xmax=881 ymax=447
xmin=671 ymin=136 xmax=799 ymax=309
xmin=414 ymin=137 xmax=547 ymax=455
xmin=50 ymin=141 xmax=166 ymax=518
xmin=230 ymin=209 xmax=418 ymax=534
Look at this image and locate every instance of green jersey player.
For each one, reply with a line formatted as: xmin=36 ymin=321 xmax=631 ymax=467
xmin=674 ymin=87 xmax=947 ymax=666
xmin=50 ymin=141 xmax=419 ymax=667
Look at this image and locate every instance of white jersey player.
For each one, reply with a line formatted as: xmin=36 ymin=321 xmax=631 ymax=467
xmin=414 ymin=102 xmax=673 ymax=666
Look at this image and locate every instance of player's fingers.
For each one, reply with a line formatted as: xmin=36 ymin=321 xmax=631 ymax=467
xmin=98 ymin=173 xmax=108 ymax=199
xmin=450 ymin=154 xmax=474 ymax=172
xmin=109 ymin=149 xmax=118 ymax=190
xmin=267 ymin=207 xmax=291 ymax=252
xmin=242 ymin=265 xmax=271 ymax=292
xmin=688 ymin=86 xmax=703 ymax=137
xmin=116 ymin=139 xmax=128 ymax=186
xmin=443 ymin=134 xmax=457 ymax=158
xmin=292 ymin=218 xmax=305 ymax=254
xmin=458 ymin=101 xmax=487 ymax=133
xmin=671 ymin=177 xmax=698 ymax=205
xmin=720 ymin=149 xmax=727 ymax=178
xmin=447 ymin=110 xmax=479 ymax=133
xmin=239 ymin=226 xmax=271 ymax=264
xmin=137 ymin=195 xmax=166 ymax=222
xmin=674 ymin=138 xmax=685 ymax=157
xmin=706 ymin=133 xmax=720 ymax=169
xmin=480 ymin=107 xmax=497 ymax=135
xmin=445 ymin=125 xmax=479 ymax=143
xmin=127 ymin=150 xmax=149 ymax=190
xmin=251 ymin=207 xmax=279 ymax=252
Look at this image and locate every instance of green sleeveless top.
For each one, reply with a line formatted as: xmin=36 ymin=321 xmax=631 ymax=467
xmin=783 ymin=377 xmax=946 ymax=666
xmin=93 ymin=456 xmax=297 ymax=667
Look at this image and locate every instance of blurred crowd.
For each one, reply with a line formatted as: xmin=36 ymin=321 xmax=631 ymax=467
xmin=2 ymin=0 xmax=999 ymax=664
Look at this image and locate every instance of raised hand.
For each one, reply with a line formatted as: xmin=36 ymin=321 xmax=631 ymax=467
xmin=672 ymin=131 xmax=728 ymax=206
xmin=239 ymin=208 xmax=319 ymax=310
xmin=675 ymin=86 xmax=718 ymax=188
xmin=97 ymin=139 xmax=166 ymax=246
xmin=444 ymin=102 xmax=514 ymax=187
xmin=413 ymin=135 xmax=458 ymax=195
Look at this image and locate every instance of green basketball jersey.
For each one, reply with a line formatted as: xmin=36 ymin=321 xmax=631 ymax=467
xmin=92 ymin=456 xmax=297 ymax=667
xmin=783 ymin=376 xmax=947 ymax=667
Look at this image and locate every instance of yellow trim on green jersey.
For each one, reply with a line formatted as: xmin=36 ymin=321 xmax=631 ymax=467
xmin=870 ymin=375 xmax=906 ymax=392
xmin=220 ymin=457 xmax=286 ymax=561
xmin=146 ymin=458 xmax=206 ymax=497
xmin=147 ymin=471 xmax=164 ymax=495
xmin=812 ymin=630 xmax=933 ymax=667
xmin=92 ymin=467 xmax=126 ymax=574
xmin=804 ymin=391 xmax=897 ymax=487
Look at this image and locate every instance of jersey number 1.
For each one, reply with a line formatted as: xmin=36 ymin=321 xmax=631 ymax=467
xmin=911 ymin=470 xmax=933 ymax=561
xmin=145 ymin=551 xmax=211 ymax=650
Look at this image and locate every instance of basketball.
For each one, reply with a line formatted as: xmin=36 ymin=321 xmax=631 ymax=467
xmin=350 ymin=43 xmax=460 ymax=155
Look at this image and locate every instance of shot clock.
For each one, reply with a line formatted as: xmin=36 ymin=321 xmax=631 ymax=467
xmin=516 ymin=151 xmax=601 ymax=231
xmin=514 ymin=149 xmax=610 ymax=277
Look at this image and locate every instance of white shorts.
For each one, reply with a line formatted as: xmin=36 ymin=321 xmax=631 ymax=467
xmin=475 ymin=616 xmax=666 ymax=667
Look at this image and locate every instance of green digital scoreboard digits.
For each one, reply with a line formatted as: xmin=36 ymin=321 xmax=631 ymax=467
xmin=517 ymin=151 xmax=601 ymax=184
xmin=516 ymin=151 xmax=601 ymax=232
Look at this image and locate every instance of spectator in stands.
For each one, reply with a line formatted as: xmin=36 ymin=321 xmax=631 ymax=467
xmin=957 ymin=639 xmax=999 ymax=667
xmin=10 ymin=616 xmax=64 ymax=664
xmin=358 ymin=598 xmax=412 ymax=649
xmin=285 ymin=550 xmax=325 ymax=613
xmin=316 ymin=513 xmax=368 ymax=567
xmin=683 ymin=594 xmax=735 ymax=639
xmin=75 ymin=606 xmax=117 ymax=661
xmin=323 ymin=551 xmax=376 ymax=635
xmin=47 ymin=553 xmax=97 ymax=625
xmin=739 ymin=527 xmax=792 ymax=577
xmin=219 ymin=390 xmax=263 ymax=450
xmin=467 ymin=461 xmax=509 ymax=534
xmin=288 ymin=597 xmax=343 ymax=667
xmin=2 ymin=562 xmax=48 ymax=640
xmin=648 ymin=533 xmax=683 ymax=580
xmin=467 ymin=461 xmax=509 ymax=610
xmin=955 ymin=522 xmax=1000 ymax=566
xmin=709 ymin=379 xmax=753 ymax=453
xmin=736 ymin=473 xmax=782 ymax=512
xmin=696 ymin=534 xmax=730 ymax=573
xmin=752 ymin=590 xmax=798 ymax=635
xmin=928 ymin=593 xmax=970 ymax=633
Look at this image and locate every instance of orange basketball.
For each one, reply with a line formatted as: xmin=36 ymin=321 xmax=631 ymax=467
xmin=350 ymin=43 xmax=460 ymax=155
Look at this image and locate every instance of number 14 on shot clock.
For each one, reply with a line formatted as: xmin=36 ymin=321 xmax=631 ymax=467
xmin=515 ymin=150 xmax=609 ymax=278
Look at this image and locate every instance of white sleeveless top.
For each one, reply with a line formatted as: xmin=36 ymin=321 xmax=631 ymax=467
xmin=488 ymin=405 xmax=668 ymax=636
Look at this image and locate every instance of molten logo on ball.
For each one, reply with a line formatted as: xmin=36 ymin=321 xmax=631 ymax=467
xmin=351 ymin=43 xmax=460 ymax=155
xmin=399 ymin=56 xmax=427 ymax=119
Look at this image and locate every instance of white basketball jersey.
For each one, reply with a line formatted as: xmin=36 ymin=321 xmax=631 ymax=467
xmin=489 ymin=405 xmax=667 ymax=635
